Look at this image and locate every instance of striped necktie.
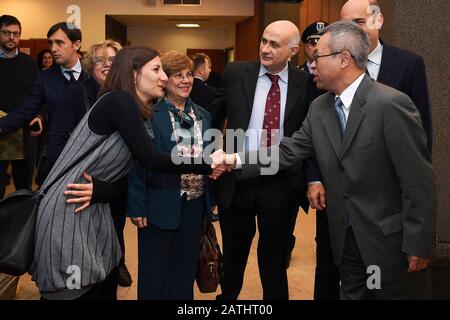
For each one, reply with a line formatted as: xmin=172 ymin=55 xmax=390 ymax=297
xmin=334 ymin=97 xmax=346 ymax=133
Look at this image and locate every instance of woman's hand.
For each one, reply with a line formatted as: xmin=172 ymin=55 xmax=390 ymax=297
xmin=130 ymin=217 xmax=148 ymax=229
xmin=65 ymin=172 xmax=93 ymax=213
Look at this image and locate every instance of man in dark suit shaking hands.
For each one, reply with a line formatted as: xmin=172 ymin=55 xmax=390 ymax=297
xmin=215 ymin=21 xmax=437 ymax=299
xmin=209 ymin=20 xmax=311 ymax=300
xmin=307 ymin=0 xmax=435 ymax=298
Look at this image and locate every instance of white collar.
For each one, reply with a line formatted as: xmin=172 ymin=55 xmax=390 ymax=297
xmin=259 ymin=63 xmax=289 ymax=84
xmin=0 ymin=47 xmax=19 ymax=58
xmin=336 ymin=73 xmax=365 ymax=111
xmin=368 ymin=40 xmax=383 ymax=65
xmin=194 ymin=75 xmax=204 ymax=82
xmin=306 ymin=61 xmax=313 ymax=73
xmin=60 ymin=59 xmax=82 ymax=74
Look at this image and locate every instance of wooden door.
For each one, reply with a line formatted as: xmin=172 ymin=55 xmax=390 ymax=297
xmin=18 ymin=38 xmax=49 ymax=61
xmin=299 ymin=0 xmax=347 ymax=63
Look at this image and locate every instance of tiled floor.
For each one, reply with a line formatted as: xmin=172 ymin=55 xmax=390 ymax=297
xmin=7 ymin=180 xmax=317 ymax=300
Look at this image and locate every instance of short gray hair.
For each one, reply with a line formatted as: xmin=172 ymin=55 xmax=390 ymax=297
xmin=322 ymin=21 xmax=370 ymax=70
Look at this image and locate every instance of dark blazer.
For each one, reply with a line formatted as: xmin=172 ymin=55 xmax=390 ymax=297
xmin=46 ymin=75 xmax=100 ymax=169
xmin=127 ymin=98 xmax=214 ymax=230
xmin=240 ymin=75 xmax=437 ymax=284
xmin=298 ymin=61 xmax=311 ymax=75
xmin=0 ymin=64 xmax=89 ymax=136
xmin=189 ymin=78 xmax=218 ymax=110
xmin=377 ymin=41 xmax=432 ymax=152
xmin=208 ymin=60 xmax=311 ymax=211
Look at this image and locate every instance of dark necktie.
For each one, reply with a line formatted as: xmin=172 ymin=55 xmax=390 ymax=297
xmin=334 ymin=97 xmax=346 ymax=134
xmin=65 ymin=70 xmax=77 ymax=83
xmin=261 ymin=73 xmax=281 ymax=147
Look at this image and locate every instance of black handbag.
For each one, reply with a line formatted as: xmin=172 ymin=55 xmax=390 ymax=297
xmin=0 ymin=189 xmax=42 ymax=275
xmin=0 ymin=134 xmax=105 ymax=276
xmin=196 ymin=216 xmax=223 ymax=293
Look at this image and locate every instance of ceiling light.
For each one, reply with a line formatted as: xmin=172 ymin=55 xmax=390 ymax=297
xmin=176 ymin=23 xmax=200 ymax=28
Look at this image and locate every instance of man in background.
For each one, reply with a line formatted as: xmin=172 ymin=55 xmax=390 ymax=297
xmin=190 ymin=52 xmax=218 ymax=110
xmin=299 ymin=20 xmax=341 ymax=300
xmin=0 ymin=15 xmax=38 ymax=198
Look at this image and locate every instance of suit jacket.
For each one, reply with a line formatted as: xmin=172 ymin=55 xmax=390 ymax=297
xmin=0 ymin=64 xmax=89 ymax=136
xmin=378 ymin=41 xmax=432 ymax=152
xmin=208 ymin=60 xmax=311 ymax=211
xmin=127 ymin=98 xmax=214 ymax=230
xmin=190 ymin=78 xmax=218 ymax=110
xmin=240 ymin=75 xmax=437 ymax=283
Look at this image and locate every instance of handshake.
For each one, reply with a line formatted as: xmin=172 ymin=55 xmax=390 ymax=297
xmin=208 ymin=149 xmax=238 ymax=180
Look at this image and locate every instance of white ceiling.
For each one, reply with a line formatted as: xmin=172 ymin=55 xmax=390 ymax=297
xmin=109 ymin=15 xmax=249 ymax=29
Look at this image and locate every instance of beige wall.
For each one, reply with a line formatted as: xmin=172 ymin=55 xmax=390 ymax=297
xmin=225 ymin=24 xmax=235 ymax=48
xmin=0 ymin=0 xmax=252 ymax=48
xmin=128 ymin=26 xmax=232 ymax=53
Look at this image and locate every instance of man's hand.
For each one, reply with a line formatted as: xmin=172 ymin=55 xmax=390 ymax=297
xmin=208 ymin=149 xmax=236 ymax=180
xmin=209 ymin=164 xmax=228 ymax=180
xmin=29 ymin=117 xmax=43 ymax=136
xmin=407 ymin=256 xmax=431 ymax=273
xmin=307 ymin=182 xmax=326 ymax=210
xmin=65 ymin=172 xmax=93 ymax=213
xmin=130 ymin=217 xmax=148 ymax=229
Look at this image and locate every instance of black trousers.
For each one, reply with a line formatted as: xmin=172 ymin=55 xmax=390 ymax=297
xmin=110 ymin=194 xmax=127 ymax=266
xmin=314 ymin=210 xmax=340 ymax=300
xmin=77 ymin=267 xmax=119 ymax=300
xmin=338 ymin=227 xmax=432 ymax=300
xmin=217 ymin=175 xmax=299 ymax=300
xmin=137 ymin=195 xmax=205 ymax=300
xmin=0 ymin=134 xmax=36 ymax=198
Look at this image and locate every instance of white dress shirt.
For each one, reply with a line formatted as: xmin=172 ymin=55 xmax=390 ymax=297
xmin=306 ymin=61 xmax=313 ymax=74
xmin=245 ymin=63 xmax=288 ymax=151
xmin=60 ymin=59 xmax=82 ymax=81
xmin=335 ymin=73 xmax=365 ymax=122
xmin=0 ymin=48 xmax=18 ymax=59
xmin=367 ymin=40 xmax=383 ymax=80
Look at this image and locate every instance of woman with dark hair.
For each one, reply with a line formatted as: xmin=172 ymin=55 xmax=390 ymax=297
xmin=36 ymin=49 xmax=54 ymax=70
xmin=46 ymin=40 xmax=134 ymax=296
xmin=30 ymin=47 xmax=221 ymax=300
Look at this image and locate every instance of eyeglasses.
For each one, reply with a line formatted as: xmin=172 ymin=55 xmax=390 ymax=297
xmin=312 ymin=52 xmax=342 ymax=63
xmin=171 ymin=71 xmax=194 ymax=81
xmin=93 ymin=56 xmax=115 ymax=66
xmin=0 ymin=29 xmax=21 ymax=38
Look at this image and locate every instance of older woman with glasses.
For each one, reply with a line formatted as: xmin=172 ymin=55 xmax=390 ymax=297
xmin=127 ymin=51 xmax=215 ymax=300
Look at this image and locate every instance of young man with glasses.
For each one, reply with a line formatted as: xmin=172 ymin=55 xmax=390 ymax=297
xmin=0 ymin=15 xmax=38 ymax=198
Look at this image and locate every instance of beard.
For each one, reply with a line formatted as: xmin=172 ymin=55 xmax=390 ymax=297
xmin=0 ymin=40 xmax=17 ymax=53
